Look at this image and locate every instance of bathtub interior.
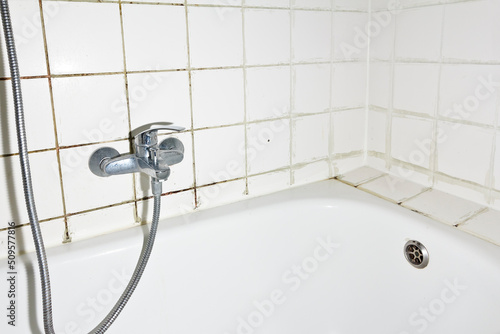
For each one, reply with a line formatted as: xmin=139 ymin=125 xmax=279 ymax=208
xmin=2 ymin=180 xmax=500 ymax=334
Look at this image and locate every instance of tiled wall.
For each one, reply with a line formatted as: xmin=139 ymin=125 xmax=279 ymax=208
xmin=0 ymin=0 xmax=368 ymax=253
xmin=367 ymin=0 xmax=500 ymax=209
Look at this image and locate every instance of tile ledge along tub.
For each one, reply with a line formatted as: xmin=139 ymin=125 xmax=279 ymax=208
xmin=2 ymin=180 xmax=500 ymax=334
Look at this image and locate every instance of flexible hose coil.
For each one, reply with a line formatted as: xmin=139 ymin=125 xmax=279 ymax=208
xmin=0 ymin=1 xmax=161 ymax=333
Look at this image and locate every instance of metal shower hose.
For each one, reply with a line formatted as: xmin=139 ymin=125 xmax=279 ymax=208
xmin=0 ymin=1 xmax=161 ymax=333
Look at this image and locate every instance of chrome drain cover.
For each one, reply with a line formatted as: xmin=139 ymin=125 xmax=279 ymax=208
xmin=404 ymin=240 xmax=429 ymax=269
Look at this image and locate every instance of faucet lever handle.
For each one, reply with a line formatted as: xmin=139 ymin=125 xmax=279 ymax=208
xmin=132 ymin=122 xmax=185 ymax=146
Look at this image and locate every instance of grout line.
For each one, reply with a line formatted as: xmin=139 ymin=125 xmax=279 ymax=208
xmin=184 ymin=0 xmax=198 ymax=209
xmin=7 ymin=58 xmax=500 ymax=82
xmin=0 ymin=147 xmax=58 ymax=158
xmin=41 ymin=0 xmax=352 ymax=12
xmin=379 ymin=106 xmax=500 ymax=130
xmin=354 ymin=172 xmax=387 ymax=187
xmin=288 ymin=0 xmax=294 ymax=185
xmin=429 ymin=4 xmax=447 ymax=187
xmin=37 ymin=0 xmax=71 ymax=243
xmin=371 ymin=0 xmax=483 ymax=13
xmin=327 ymin=2 xmax=334 ymax=178
xmin=399 ymin=187 xmax=432 ymax=204
xmin=355 ymin=59 xmax=500 ymax=66
xmin=385 ymin=6 xmax=397 ymax=172
xmin=0 ymin=75 xmax=50 ymax=81
xmin=486 ymin=46 xmax=500 ymax=204
xmin=118 ymin=0 xmax=140 ymax=223
xmin=363 ymin=0 xmax=371 ymax=165
xmin=0 ymin=215 xmax=66 ymax=232
xmin=0 ymin=60 xmax=368 ymax=81
xmin=455 ymin=206 xmax=489 ymax=226
xmin=241 ymin=1 xmax=249 ymax=195
xmin=486 ymin=97 xmax=500 ymax=205
xmin=331 ymin=150 xmax=364 ymax=159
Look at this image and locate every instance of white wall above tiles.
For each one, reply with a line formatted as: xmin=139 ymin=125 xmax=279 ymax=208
xmin=0 ymin=0 xmax=368 ymax=254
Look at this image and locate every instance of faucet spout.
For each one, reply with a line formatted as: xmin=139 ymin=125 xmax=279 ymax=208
xmin=102 ymin=154 xmax=141 ymax=176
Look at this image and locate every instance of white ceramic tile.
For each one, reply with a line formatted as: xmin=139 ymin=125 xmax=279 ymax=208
xmin=197 ymin=179 xmax=247 ymax=210
xmin=135 ymin=132 xmax=194 ymax=198
xmin=332 ymin=109 xmax=365 ymax=154
xmin=247 ymin=119 xmax=290 ymax=175
xmin=52 ymin=75 xmax=129 ymax=146
xmin=133 ymin=0 xmax=183 ymax=3
xmin=438 ymin=65 xmax=500 ymax=126
xmin=245 ymin=0 xmax=289 ymax=7
xmin=395 ymin=6 xmax=443 ymax=61
xmin=337 ymin=166 xmax=384 ymax=186
xmin=60 ymin=141 xmax=135 ymax=214
xmin=388 ymin=164 xmax=433 ymax=187
xmin=334 ymin=0 xmax=368 ymax=11
xmin=365 ymin=154 xmax=387 ymax=171
xmin=292 ymin=10 xmax=331 ymax=62
xmin=293 ymin=64 xmax=331 ymax=114
xmin=434 ymin=176 xmax=488 ymax=206
xmin=333 ymin=12 xmax=369 ymax=61
xmin=367 ymin=109 xmax=386 ymax=153
xmin=402 ymin=189 xmax=485 ymax=225
xmin=188 ymin=6 xmax=243 ymax=68
xmin=369 ymin=62 xmax=391 ymax=108
xmin=246 ymin=66 xmax=290 ymax=122
xmin=68 ymin=204 xmax=136 ymax=242
xmin=292 ymin=159 xmax=330 ymax=186
xmin=128 ymin=71 xmax=191 ymax=131
xmin=442 ymin=0 xmax=500 ymax=62
xmin=332 ymin=62 xmax=367 ymax=109
xmin=391 ymin=115 xmax=434 ymax=168
xmin=44 ymin=2 xmax=123 ymax=74
xmin=0 ymin=151 xmax=64 ymax=228
xmin=333 ymin=155 xmax=364 ymax=177
xmin=371 ymin=0 xmax=393 ymax=12
xmin=248 ymin=170 xmax=290 ymax=198
xmin=494 ymin=133 xmax=500 ymax=191
xmin=459 ymin=209 xmax=500 ymax=245
xmin=359 ymin=174 xmax=427 ymax=203
xmin=122 ymin=4 xmax=188 ymax=71
xmin=244 ymin=9 xmax=290 ymax=65
xmin=0 ymin=78 xmax=55 ymax=155
xmin=292 ymin=0 xmax=332 ymax=9
xmin=399 ymin=0 xmax=441 ymax=8
xmin=0 ymin=0 xmax=47 ymax=77
xmin=192 ymin=69 xmax=244 ymax=128
xmin=437 ymin=121 xmax=493 ymax=186
xmin=292 ymin=114 xmax=329 ymax=164
xmin=194 ymin=126 xmax=245 ymax=186
xmin=369 ymin=10 xmax=395 ymax=61
xmin=0 ymin=219 xmax=65 ymax=258
xmin=393 ymin=63 xmax=439 ymax=116
xmin=188 ymin=0 xmax=242 ymax=4
xmin=137 ymin=190 xmax=195 ymax=224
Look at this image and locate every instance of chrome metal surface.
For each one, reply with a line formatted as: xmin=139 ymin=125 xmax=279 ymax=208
xmin=89 ymin=123 xmax=185 ymax=183
xmin=404 ymin=240 xmax=429 ymax=269
xmin=88 ymin=147 xmax=120 ymax=178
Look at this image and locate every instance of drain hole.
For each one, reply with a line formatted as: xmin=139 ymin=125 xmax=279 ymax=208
xmin=404 ymin=241 xmax=429 ymax=269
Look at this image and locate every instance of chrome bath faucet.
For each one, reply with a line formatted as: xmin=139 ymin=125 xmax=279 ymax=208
xmin=89 ymin=122 xmax=185 ymax=195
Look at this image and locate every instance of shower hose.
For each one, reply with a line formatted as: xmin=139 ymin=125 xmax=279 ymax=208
xmin=1 ymin=1 xmax=161 ymax=333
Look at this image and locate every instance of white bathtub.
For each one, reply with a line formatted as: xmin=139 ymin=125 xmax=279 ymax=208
xmin=2 ymin=180 xmax=500 ymax=334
